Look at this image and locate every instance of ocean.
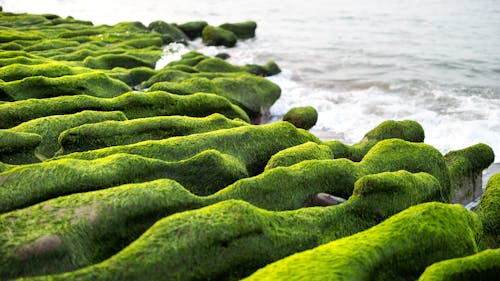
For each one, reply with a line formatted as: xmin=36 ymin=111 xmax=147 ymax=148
xmin=2 ymin=0 xmax=499 ymax=162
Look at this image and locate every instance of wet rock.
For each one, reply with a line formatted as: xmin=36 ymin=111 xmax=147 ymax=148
xmin=283 ymin=106 xmax=318 ymax=130
xmin=304 ymin=193 xmax=346 ymax=207
xmin=201 ymin=25 xmax=237 ymax=47
xmin=219 ymin=21 xmax=257 ymax=39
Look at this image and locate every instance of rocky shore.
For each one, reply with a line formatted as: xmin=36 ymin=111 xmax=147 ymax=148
xmin=0 ymin=7 xmax=498 ymax=280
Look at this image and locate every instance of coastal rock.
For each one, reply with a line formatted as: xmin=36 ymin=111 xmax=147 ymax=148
xmin=0 ymin=130 xmax=41 ymax=164
xmin=304 ymin=193 xmax=346 ymax=207
xmin=283 ymin=106 xmax=318 ymax=130
xmin=0 ymin=91 xmax=250 ymax=128
xmin=177 ymin=21 xmax=208 ymax=40
xmin=58 ymin=114 xmax=248 ymax=153
xmin=8 ymin=171 xmax=444 ymax=280
xmin=265 ymin=141 xmax=333 ymax=170
xmin=476 ymin=173 xmax=500 ymax=248
xmin=147 ymin=20 xmax=188 ymax=44
xmin=219 ymin=21 xmax=257 ymax=39
xmin=201 ymin=25 xmax=237 ymax=47
xmin=244 ymin=203 xmax=481 ymax=281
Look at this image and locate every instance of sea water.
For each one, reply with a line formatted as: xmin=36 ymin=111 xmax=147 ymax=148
xmin=2 ymin=0 xmax=499 ymax=161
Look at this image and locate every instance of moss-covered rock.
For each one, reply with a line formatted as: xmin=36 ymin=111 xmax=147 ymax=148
xmin=193 ymin=57 xmax=281 ymax=76
xmin=11 ymin=171 xmax=444 ymax=280
xmin=476 ymin=173 xmax=500 ymax=248
xmin=106 ymin=67 xmax=157 ymax=86
xmin=147 ymin=20 xmax=188 ymax=44
xmin=149 ymin=75 xmax=281 ymax=119
xmin=0 ymin=130 xmax=41 ymax=164
xmin=418 ymin=248 xmax=500 ymax=281
xmin=83 ymin=53 xmax=160 ymax=70
xmin=9 ymin=111 xmax=127 ymax=160
xmin=245 ymin=203 xmax=481 ymax=281
xmin=219 ymin=21 xmax=257 ymax=39
xmin=445 ymin=144 xmax=495 ymax=204
xmin=216 ymin=139 xmax=450 ymax=210
xmin=265 ymin=142 xmax=333 ymax=170
xmin=0 ymin=91 xmax=250 ymax=128
xmin=0 ymin=150 xmax=248 ymax=213
xmin=57 ymin=122 xmax=319 ymax=176
xmin=177 ymin=21 xmax=208 ymax=40
xmin=0 ymin=72 xmax=132 ymax=101
xmin=324 ymin=119 xmax=425 ymax=161
xmin=58 ymin=114 xmax=248 ymax=153
xmin=201 ymin=25 xmax=237 ymax=47
xmin=283 ymin=106 xmax=318 ymax=130
xmin=0 ymin=62 xmax=88 ymax=82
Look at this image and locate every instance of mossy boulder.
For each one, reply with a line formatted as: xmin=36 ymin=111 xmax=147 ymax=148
xmin=83 ymin=53 xmax=159 ymax=70
xmin=245 ymin=203 xmax=481 ymax=281
xmin=0 ymin=72 xmax=132 ymax=101
xmin=445 ymin=143 xmax=495 ymax=204
xmin=283 ymin=106 xmax=318 ymax=130
xmin=219 ymin=21 xmax=257 ymax=39
xmin=9 ymin=111 xmax=127 ymax=160
xmin=177 ymin=21 xmax=208 ymax=40
xmin=58 ymin=114 xmax=248 ymax=153
xmin=193 ymin=57 xmax=281 ymax=76
xmin=265 ymin=142 xmax=333 ymax=170
xmin=0 ymin=91 xmax=250 ymax=128
xmin=0 ymin=150 xmax=248 ymax=213
xmin=147 ymin=20 xmax=188 ymax=44
xmin=57 ymin=122 xmax=319 ymax=176
xmin=324 ymin=119 xmax=425 ymax=161
xmin=12 ymin=171 xmax=445 ymax=280
xmin=0 ymin=62 xmax=88 ymax=82
xmin=0 ymin=130 xmax=41 ymax=164
xmin=418 ymin=248 xmax=500 ymax=281
xmin=476 ymin=173 xmax=500 ymax=248
xmin=201 ymin=25 xmax=237 ymax=47
xmin=106 ymin=67 xmax=157 ymax=86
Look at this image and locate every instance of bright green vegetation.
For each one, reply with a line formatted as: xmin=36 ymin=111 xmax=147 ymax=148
xmin=0 ymin=72 xmax=132 ymax=101
xmin=445 ymin=144 xmax=495 ymax=204
xmin=177 ymin=21 xmax=208 ymax=40
xmin=418 ymin=248 xmax=500 ymax=281
xmin=0 ymin=130 xmax=41 ymax=164
xmin=264 ymin=142 xmax=333 ymax=170
xmin=245 ymin=203 xmax=481 ymax=281
xmin=147 ymin=20 xmax=188 ymax=44
xmin=106 ymin=67 xmax=157 ymax=86
xmin=219 ymin=21 xmax=257 ymax=39
xmin=202 ymin=25 xmax=237 ymax=47
xmin=0 ymin=62 xmax=88 ymax=82
xmin=8 ymin=170 xmax=444 ymax=280
xmin=216 ymin=139 xmax=450 ymax=210
xmin=283 ymin=106 xmax=318 ymax=130
xmin=57 ymin=122 xmax=319 ymax=175
xmin=0 ymin=150 xmax=247 ymax=213
xmin=476 ymin=173 xmax=500 ymax=248
xmin=58 ymin=114 xmax=248 ymax=154
xmin=0 ymin=91 xmax=250 ymax=129
xmin=8 ymin=111 xmax=126 ymax=160
xmin=324 ymin=119 xmax=425 ymax=161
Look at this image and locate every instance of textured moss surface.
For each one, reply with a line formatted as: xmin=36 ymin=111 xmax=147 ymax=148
xmin=245 ymin=203 xmax=481 ymax=281
xmin=283 ymin=106 xmax=318 ymax=130
xmin=177 ymin=21 xmax=208 ymax=40
xmin=0 ymin=91 xmax=249 ymax=128
xmin=0 ymin=150 xmax=247 ymax=213
xmin=264 ymin=142 xmax=333 ymax=170
xmin=325 ymin=119 xmax=425 ymax=161
xmin=0 ymin=72 xmax=131 ymax=100
xmin=476 ymin=173 xmax=500 ymax=248
xmin=11 ymin=171 xmax=444 ymax=280
xmin=0 ymin=130 xmax=41 ymax=164
xmin=219 ymin=21 xmax=257 ymax=39
xmin=58 ymin=114 xmax=248 ymax=154
xmin=202 ymin=25 xmax=237 ymax=47
xmin=418 ymin=248 xmax=500 ymax=281
xmin=9 ymin=110 xmax=126 ymax=160
xmin=57 ymin=122 xmax=319 ymax=175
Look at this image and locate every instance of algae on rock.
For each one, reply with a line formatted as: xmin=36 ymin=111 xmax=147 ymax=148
xmin=0 ymin=130 xmax=41 ymax=164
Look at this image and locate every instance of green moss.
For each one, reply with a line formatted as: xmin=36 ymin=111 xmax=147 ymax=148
xmin=106 ymin=67 xmax=157 ymax=86
xmin=216 ymin=139 xmax=450 ymax=210
xmin=0 ymin=62 xmax=88 ymax=82
xmin=178 ymin=21 xmax=208 ymax=40
xmin=219 ymin=21 xmax=257 ymax=39
xmin=324 ymin=119 xmax=425 ymax=161
xmin=83 ymin=53 xmax=159 ymax=70
xmin=202 ymin=25 xmax=237 ymax=47
xmin=149 ymin=75 xmax=281 ymax=119
xmin=0 ymin=130 xmax=41 ymax=164
xmin=264 ymin=142 xmax=333 ymax=170
xmin=0 ymin=91 xmax=250 ymax=129
xmin=193 ymin=57 xmax=281 ymax=76
xmin=147 ymin=20 xmax=188 ymax=44
xmin=0 ymin=29 xmax=43 ymax=43
xmin=58 ymin=114 xmax=248 ymax=154
xmin=10 ymin=171 xmax=445 ymax=280
xmin=23 ymin=39 xmax=80 ymax=52
xmin=445 ymin=144 xmax=495 ymax=203
xmin=9 ymin=111 xmax=127 ymax=160
xmin=418 ymin=248 xmax=500 ymax=281
xmin=283 ymin=106 xmax=318 ymax=130
xmin=57 ymin=122 xmax=319 ymax=176
xmin=0 ymin=72 xmax=132 ymax=100
xmin=0 ymin=150 xmax=248 ymax=213
xmin=476 ymin=173 xmax=500 ymax=248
